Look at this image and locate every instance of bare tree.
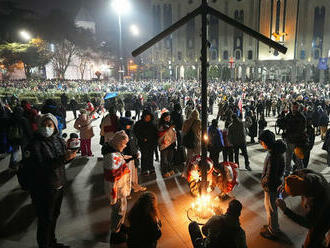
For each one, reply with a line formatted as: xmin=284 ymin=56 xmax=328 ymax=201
xmin=51 ymin=39 xmax=76 ymax=79
xmin=77 ymin=50 xmax=93 ymax=80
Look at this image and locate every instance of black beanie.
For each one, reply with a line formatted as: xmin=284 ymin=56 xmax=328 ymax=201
xmin=259 ymin=130 xmax=275 ymax=148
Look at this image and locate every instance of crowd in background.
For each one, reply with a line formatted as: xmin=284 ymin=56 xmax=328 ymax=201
xmin=1 ymin=79 xmax=330 ymax=248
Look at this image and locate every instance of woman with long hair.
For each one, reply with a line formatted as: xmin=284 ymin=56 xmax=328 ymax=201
xmin=127 ymin=192 xmax=162 ymax=248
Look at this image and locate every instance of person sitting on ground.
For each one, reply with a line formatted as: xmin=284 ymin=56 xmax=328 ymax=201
xmin=276 ymin=169 xmax=330 ymax=248
xmin=127 ymin=192 xmax=162 ymax=248
xmin=188 ymin=199 xmax=247 ymax=248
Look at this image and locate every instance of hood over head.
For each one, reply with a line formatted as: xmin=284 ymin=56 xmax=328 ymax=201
xmin=40 ymin=113 xmax=59 ymax=133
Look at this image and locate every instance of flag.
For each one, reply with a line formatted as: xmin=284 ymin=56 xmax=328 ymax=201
xmin=238 ymin=98 xmax=243 ymax=114
xmin=318 ymin=58 xmax=328 ymax=70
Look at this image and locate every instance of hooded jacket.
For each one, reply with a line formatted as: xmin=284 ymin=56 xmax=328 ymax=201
xmin=74 ymin=113 xmax=94 ymax=139
xmin=261 ymin=139 xmax=286 ymax=192
xmin=133 ymin=110 xmax=158 ymax=149
xmin=23 ymin=113 xmax=67 ymax=190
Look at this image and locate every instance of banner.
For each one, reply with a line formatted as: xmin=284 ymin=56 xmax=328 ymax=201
xmin=318 ymin=58 xmax=328 ymax=70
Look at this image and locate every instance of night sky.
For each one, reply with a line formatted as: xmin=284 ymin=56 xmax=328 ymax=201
xmin=2 ymin=0 xmax=152 ymax=56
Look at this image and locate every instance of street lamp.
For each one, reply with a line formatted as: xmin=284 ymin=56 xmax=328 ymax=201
xmin=130 ymin=24 xmax=139 ymax=36
xmin=19 ymin=30 xmax=31 ymax=41
xmin=111 ymin=0 xmax=131 ymax=82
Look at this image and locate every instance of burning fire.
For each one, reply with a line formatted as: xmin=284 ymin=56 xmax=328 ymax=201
xmin=191 ymin=194 xmax=216 ymax=219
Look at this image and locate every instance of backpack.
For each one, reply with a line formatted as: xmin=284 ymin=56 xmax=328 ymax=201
xmin=183 ymin=121 xmax=197 ymax=149
xmin=16 ymin=162 xmax=31 ymax=191
xmin=17 ymin=143 xmax=39 ymax=191
xmin=8 ymin=123 xmax=24 ymax=145
xmin=55 ymin=115 xmax=64 ymax=133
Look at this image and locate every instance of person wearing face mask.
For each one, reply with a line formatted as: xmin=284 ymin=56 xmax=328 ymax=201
xmin=102 ymin=130 xmax=132 ymax=244
xmin=22 ymin=113 xmax=76 ymax=248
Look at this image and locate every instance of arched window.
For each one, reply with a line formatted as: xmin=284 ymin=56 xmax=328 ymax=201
xmin=235 ymin=50 xmax=241 ymax=60
xmin=314 ymin=49 xmax=320 ymax=60
xmin=300 ymin=50 xmax=306 ymax=60
xmin=211 ymin=50 xmax=217 ymax=60
xmin=223 ymin=50 xmax=229 ymax=60
xmin=248 ymin=50 xmax=253 ymax=60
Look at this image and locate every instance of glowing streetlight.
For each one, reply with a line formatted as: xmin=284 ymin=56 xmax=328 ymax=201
xmin=19 ymin=30 xmax=31 ymax=41
xmin=111 ymin=0 xmax=131 ymax=82
xmin=130 ymin=24 xmax=139 ymax=36
xmin=111 ymin=0 xmax=131 ymax=16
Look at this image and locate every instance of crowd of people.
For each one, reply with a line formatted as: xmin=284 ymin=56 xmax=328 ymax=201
xmin=1 ymin=78 xmax=330 ymax=248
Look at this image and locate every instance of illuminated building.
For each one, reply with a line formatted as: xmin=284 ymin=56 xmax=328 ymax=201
xmin=149 ymin=0 xmax=330 ymax=82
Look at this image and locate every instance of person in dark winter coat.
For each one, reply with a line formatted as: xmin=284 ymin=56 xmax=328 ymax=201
xmin=303 ymin=118 xmax=315 ymax=168
xmin=171 ymin=103 xmax=185 ymax=168
xmin=127 ymin=192 xmax=162 ymax=248
xmin=22 ymin=113 xmax=76 ymax=248
xmin=247 ymin=111 xmax=258 ymax=143
xmin=283 ymin=102 xmax=306 ymax=175
xmin=120 ymin=111 xmax=147 ymax=193
xmin=276 ymin=169 xmax=330 ymax=248
xmin=133 ymin=110 xmax=158 ymax=175
xmin=228 ymin=114 xmax=251 ymax=171
xmin=8 ymin=106 xmax=33 ymax=171
xmin=189 ymin=199 xmax=247 ymax=248
xmin=69 ymin=99 xmax=79 ymax=119
xmin=258 ymin=130 xmax=286 ymax=240
xmin=207 ymin=119 xmax=224 ymax=167
xmin=258 ymin=113 xmax=267 ymax=137
xmin=319 ymin=108 xmax=329 ymax=140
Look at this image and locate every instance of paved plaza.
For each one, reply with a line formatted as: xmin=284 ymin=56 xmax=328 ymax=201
xmin=0 ymin=110 xmax=329 ymax=248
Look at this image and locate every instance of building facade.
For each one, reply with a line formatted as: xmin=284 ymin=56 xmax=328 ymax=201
xmin=149 ymin=0 xmax=330 ymax=82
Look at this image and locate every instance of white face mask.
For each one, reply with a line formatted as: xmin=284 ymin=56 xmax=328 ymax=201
xmin=40 ymin=127 xmax=54 ymax=138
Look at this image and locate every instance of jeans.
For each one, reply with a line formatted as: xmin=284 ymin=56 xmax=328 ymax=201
xmin=233 ymin=144 xmax=249 ymax=167
xmin=285 ymin=142 xmax=303 ymax=175
xmin=264 ymin=191 xmax=280 ymax=234
xmin=31 ymin=188 xmax=64 ymax=248
xmin=140 ymin=146 xmax=154 ymax=173
xmin=160 ymin=145 xmax=174 ymax=174
xmin=188 ymin=222 xmax=204 ymax=248
xmin=9 ymin=144 xmax=20 ymax=169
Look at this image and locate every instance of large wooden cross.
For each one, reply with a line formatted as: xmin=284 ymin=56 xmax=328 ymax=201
xmin=132 ymin=0 xmax=287 ymax=194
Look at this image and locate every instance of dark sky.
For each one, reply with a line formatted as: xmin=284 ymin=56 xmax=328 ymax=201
xmin=3 ymin=0 xmax=152 ymax=56
xmin=12 ymin=0 xmax=83 ymax=15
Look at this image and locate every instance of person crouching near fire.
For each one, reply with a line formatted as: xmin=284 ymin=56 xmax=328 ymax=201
xmin=102 ymin=130 xmax=132 ymax=244
xmin=276 ymin=169 xmax=330 ymax=248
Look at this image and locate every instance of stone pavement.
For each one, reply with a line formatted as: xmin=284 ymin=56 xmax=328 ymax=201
xmin=0 ymin=110 xmax=329 ymax=248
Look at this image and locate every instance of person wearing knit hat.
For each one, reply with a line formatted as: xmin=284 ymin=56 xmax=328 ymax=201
xmin=102 ymin=130 xmax=131 ymax=244
xmin=277 ymin=169 xmax=330 ymax=248
xmin=22 ymin=112 xmax=76 ymax=248
xmin=258 ymin=129 xmax=286 ymax=240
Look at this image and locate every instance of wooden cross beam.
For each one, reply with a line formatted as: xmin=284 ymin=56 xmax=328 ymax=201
xmin=132 ymin=0 xmax=287 ymax=195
